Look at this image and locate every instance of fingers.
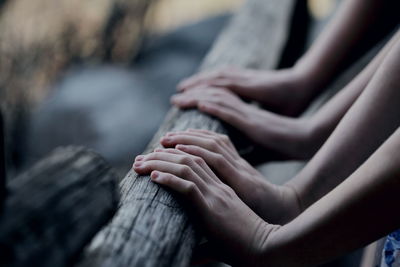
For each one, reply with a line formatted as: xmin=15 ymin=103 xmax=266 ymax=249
xmin=176 ymin=144 xmax=236 ymax=183
xmin=135 ymin=149 xmax=218 ymax=183
xmin=161 ymin=132 xmax=238 ymax=162
xmin=133 ymin=158 xmax=209 ymax=191
xmin=162 ymin=130 xmax=239 ymax=161
xmin=177 ymin=67 xmax=240 ymax=92
xmin=177 ymin=71 xmax=215 ymax=92
xmin=172 ymin=90 xmax=249 ymax=130
xmin=171 ymin=87 xmax=239 ymax=109
xmin=187 ymin=129 xmax=237 ymax=153
xmin=150 ymin=171 xmax=206 ymax=210
xmin=198 ymin=101 xmax=249 ymax=130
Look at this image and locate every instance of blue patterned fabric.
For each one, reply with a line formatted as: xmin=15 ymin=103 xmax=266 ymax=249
xmin=382 ymin=230 xmax=400 ymax=267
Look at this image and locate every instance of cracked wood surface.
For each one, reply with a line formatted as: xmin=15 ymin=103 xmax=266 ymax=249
xmin=0 ymin=146 xmax=119 ymax=267
xmin=77 ymin=0 xmax=296 ymax=266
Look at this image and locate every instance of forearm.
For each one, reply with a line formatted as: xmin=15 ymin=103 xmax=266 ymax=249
xmin=259 ymin=128 xmax=400 ymax=267
xmin=295 ymin=0 xmax=393 ymax=96
xmin=307 ymin=30 xmax=400 ymax=149
xmin=287 ymin=32 xmax=400 ymax=211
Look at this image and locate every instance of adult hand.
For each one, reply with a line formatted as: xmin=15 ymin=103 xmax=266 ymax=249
xmin=160 ymin=129 xmax=301 ymax=224
xmin=133 ymin=147 xmax=279 ymax=265
xmin=171 ymin=88 xmax=317 ymax=160
xmin=177 ymin=67 xmax=312 ymax=116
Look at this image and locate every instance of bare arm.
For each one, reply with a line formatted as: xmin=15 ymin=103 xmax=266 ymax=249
xmin=288 ymin=30 xmax=400 ymax=212
xmin=260 ymin=127 xmax=400 ymax=266
xmin=294 ymin=0 xmax=395 ymax=97
xmin=306 ymin=29 xmax=400 ymax=153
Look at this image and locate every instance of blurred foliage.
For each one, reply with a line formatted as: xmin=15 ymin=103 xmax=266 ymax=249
xmin=0 ymin=0 xmax=155 ymax=107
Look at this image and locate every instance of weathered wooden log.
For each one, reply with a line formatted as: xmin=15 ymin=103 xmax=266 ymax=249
xmin=0 ymin=146 xmax=119 ymax=267
xmin=77 ymin=0 xmax=296 ymax=266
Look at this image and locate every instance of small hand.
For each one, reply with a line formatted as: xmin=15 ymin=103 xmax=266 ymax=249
xmin=171 ymin=88 xmax=316 ymax=160
xmin=133 ymin=148 xmax=278 ymax=265
xmin=177 ymin=67 xmax=311 ymax=116
xmin=159 ymin=129 xmax=301 ymax=224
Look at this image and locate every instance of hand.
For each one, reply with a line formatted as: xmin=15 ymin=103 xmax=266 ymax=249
xmin=177 ymin=67 xmax=312 ymax=116
xmin=171 ymin=88 xmax=317 ymax=160
xmin=133 ymin=147 xmax=278 ymax=265
xmin=159 ymin=129 xmax=301 ymax=224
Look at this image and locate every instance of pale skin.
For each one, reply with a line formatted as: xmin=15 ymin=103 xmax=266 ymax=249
xmin=172 ymin=0 xmax=397 ymax=161
xmin=133 ymin=31 xmax=400 ymax=265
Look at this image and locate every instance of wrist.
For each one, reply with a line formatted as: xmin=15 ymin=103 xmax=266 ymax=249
xmin=292 ymin=117 xmax=325 ymax=159
xmin=292 ymin=58 xmax=331 ymax=98
xmin=252 ymin=222 xmax=282 ymax=267
xmin=274 ymin=183 xmax=303 ymax=224
xmin=269 ymin=117 xmax=317 ymax=160
xmin=274 ymin=68 xmax=320 ymax=116
xmin=255 ymin=180 xmax=302 ymax=224
xmin=302 ymin=115 xmax=332 ymax=157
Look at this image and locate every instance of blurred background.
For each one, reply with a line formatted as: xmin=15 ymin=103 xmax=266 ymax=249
xmin=0 ymin=0 xmax=337 ymax=177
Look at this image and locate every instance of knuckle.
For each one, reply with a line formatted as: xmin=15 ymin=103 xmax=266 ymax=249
xmin=193 ymin=156 xmax=205 ymax=165
xmin=180 ymin=156 xmax=193 ymax=165
xmin=222 ymin=185 xmax=236 ymax=198
xmin=180 ymin=165 xmax=192 ymax=177
xmin=215 ymin=154 xmax=225 ymax=165
xmin=212 ymin=137 xmax=225 ymax=149
xmin=185 ymin=182 xmax=197 ymax=195
xmin=215 ymin=136 xmax=224 ymax=145
xmin=220 ymin=134 xmax=230 ymax=143
xmin=208 ymin=140 xmax=218 ymax=150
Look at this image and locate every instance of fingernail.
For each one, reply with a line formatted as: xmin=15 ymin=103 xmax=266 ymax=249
xmin=154 ymin=148 xmax=163 ymax=152
xmin=135 ymin=155 xmax=144 ymax=161
xmin=134 ymin=162 xmax=142 ymax=167
xmin=151 ymin=171 xmax=159 ymax=180
xmin=162 ymin=137 xmax=171 ymax=142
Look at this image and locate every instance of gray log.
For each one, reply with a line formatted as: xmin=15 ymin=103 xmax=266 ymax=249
xmin=78 ymin=0 xmax=296 ymax=266
xmin=0 ymin=146 xmax=119 ymax=267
